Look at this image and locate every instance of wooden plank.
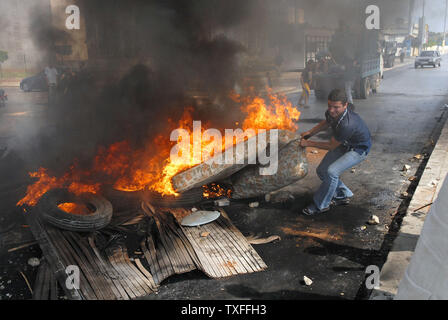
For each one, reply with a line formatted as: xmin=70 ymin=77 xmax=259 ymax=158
xmin=64 ymin=232 xmax=117 ymax=300
xmin=25 ymin=210 xmax=83 ymax=300
xmin=134 ymin=258 xmax=157 ymax=290
xmin=206 ymin=220 xmax=254 ymax=273
xmin=203 ymin=222 xmax=243 ymax=274
xmin=107 ymin=250 xmax=137 ymax=299
xmin=215 ymin=217 xmax=264 ymax=271
xmin=41 ymin=263 xmax=51 ymax=300
xmin=56 ymin=230 xmax=104 ymax=300
xmin=181 ymin=225 xmax=226 ymax=278
xmin=191 ymin=223 xmax=238 ymax=277
xmin=216 ymin=210 xmax=267 ymax=270
xmin=49 ymin=268 xmax=58 ymax=300
xmin=69 ymin=233 xmax=122 ymax=300
xmin=116 ymin=247 xmax=151 ymax=296
xmin=119 ymin=247 xmax=155 ymax=295
xmin=32 ymin=260 xmax=46 ymax=300
xmin=140 ymin=238 xmax=163 ymax=284
xmin=107 ymin=250 xmax=139 ymax=299
xmin=88 ymin=236 xmax=129 ymax=300
xmin=46 ymin=227 xmax=97 ymax=300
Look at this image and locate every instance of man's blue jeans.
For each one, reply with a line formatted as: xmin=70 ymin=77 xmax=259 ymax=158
xmin=314 ymin=146 xmax=367 ymax=210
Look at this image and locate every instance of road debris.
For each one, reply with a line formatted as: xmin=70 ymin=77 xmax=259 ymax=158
xmin=351 ymin=168 xmax=356 ymax=173
xmin=408 ymin=176 xmax=417 ymax=181
xmin=265 ymin=193 xmax=271 ymax=202
xmin=213 ymin=199 xmax=230 ymax=207
xmin=360 ymin=225 xmax=367 ymax=231
xmin=400 ymin=191 xmax=409 ymax=199
xmin=413 ymin=154 xmax=423 ymax=160
xmin=246 ymin=234 xmax=281 ymax=245
xmin=249 ymin=202 xmax=259 ymax=208
xmin=19 ymin=271 xmax=33 ymax=295
xmin=200 ymin=232 xmax=210 ymax=237
xmin=402 ymin=164 xmax=411 ymax=172
xmin=367 ymin=215 xmax=380 ymax=225
xmin=303 ymin=276 xmax=313 ymax=286
xmin=27 ymin=257 xmax=40 ymax=267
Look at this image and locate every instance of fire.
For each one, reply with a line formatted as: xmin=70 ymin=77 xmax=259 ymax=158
xmin=17 ymin=90 xmax=300 ymax=207
xmin=57 ymin=202 xmax=91 ymax=215
xmin=235 ymin=90 xmax=301 ymax=131
xmin=203 ymin=183 xmax=232 ymax=199
xmin=16 ymin=168 xmax=101 ymax=207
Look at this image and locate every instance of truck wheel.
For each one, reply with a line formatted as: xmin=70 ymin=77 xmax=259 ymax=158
xmin=360 ymin=78 xmax=370 ymax=99
xmin=37 ymin=188 xmax=113 ymax=232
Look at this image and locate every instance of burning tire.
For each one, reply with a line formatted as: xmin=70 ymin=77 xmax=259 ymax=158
xmin=37 ymin=188 xmax=113 ymax=232
xmin=143 ymin=187 xmax=204 ymax=208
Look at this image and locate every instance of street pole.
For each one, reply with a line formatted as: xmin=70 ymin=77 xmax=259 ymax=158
xmin=419 ymin=0 xmax=426 ymax=54
xmin=443 ymin=0 xmax=447 ymax=47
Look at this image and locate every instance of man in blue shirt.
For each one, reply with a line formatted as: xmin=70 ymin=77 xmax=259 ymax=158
xmin=299 ymin=88 xmax=371 ymax=215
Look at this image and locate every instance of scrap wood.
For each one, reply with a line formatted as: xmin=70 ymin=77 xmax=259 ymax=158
xmin=413 ymin=202 xmax=433 ymax=212
xmin=20 ymin=270 xmax=33 ymax=295
xmin=7 ymin=240 xmax=37 ymax=253
xmin=245 ymin=234 xmax=281 ymax=245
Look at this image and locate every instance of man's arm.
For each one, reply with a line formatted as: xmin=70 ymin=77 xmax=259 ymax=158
xmin=301 ymin=120 xmax=329 ymax=139
xmin=301 ymin=136 xmax=341 ymax=151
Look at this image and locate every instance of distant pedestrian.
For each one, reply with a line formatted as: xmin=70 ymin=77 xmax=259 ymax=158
xmin=298 ymin=59 xmax=314 ymax=108
xmin=44 ymin=63 xmax=58 ymax=106
xmin=400 ymin=48 xmax=405 ymax=63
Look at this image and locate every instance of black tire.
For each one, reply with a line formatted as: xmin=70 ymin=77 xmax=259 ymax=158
xmin=414 ymin=64 xmax=418 ymax=69
xmin=22 ymin=83 xmax=30 ymax=92
xmin=37 ymin=188 xmax=113 ymax=232
xmin=143 ymin=187 xmax=205 ymax=208
xmin=433 ymin=64 xmax=436 ymax=68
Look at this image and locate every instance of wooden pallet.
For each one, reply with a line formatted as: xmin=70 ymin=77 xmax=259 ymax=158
xmin=28 ymin=203 xmax=267 ymax=300
xmin=141 ymin=204 xmax=267 ymax=280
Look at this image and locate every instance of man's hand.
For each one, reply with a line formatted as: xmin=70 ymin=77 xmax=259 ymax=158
xmin=300 ymin=138 xmax=310 ymax=148
xmin=301 ymin=130 xmax=312 ymax=140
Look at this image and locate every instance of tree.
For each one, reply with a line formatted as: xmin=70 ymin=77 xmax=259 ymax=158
xmin=0 ymin=50 xmax=8 ymax=78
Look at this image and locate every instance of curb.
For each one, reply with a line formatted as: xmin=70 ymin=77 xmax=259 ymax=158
xmin=370 ymin=109 xmax=448 ymax=300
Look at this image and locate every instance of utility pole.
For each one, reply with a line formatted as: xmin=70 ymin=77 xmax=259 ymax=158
xmin=419 ymin=0 xmax=426 ymax=54
xmin=408 ymin=0 xmax=415 ymax=35
xmin=443 ymin=0 xmax=448 ymax=47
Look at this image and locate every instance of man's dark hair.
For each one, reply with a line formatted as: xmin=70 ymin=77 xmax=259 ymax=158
xmin=328 ymin=88 xmax=348 ymax=104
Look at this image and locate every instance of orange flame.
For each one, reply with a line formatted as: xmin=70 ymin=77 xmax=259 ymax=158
xmin=57 ymin=202 xmax=91 ymax=215
xmin=17 ymin=90 xmax=300 ymax=206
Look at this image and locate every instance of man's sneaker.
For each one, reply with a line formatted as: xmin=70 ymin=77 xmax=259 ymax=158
xmin=331 ymin=197 xmax=351 ymax=206
xmin=302 ymin=203 xmax=330 ymax=216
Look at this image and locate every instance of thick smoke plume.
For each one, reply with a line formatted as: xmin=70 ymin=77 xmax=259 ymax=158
xmin=26 ymin=0 xmax=260 ymax=175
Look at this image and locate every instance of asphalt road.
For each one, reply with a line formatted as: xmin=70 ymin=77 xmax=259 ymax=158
xmin=145 ymin=61 xmax=448 ymax=300
xmin=1 ymin=60 xmax=448 ymax=300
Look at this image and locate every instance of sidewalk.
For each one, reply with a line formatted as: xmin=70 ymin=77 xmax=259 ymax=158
xmin=370 ymin=108 xmax=448 ymax=300
xmin=0 ymin=78 xmax=21 ymax=87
